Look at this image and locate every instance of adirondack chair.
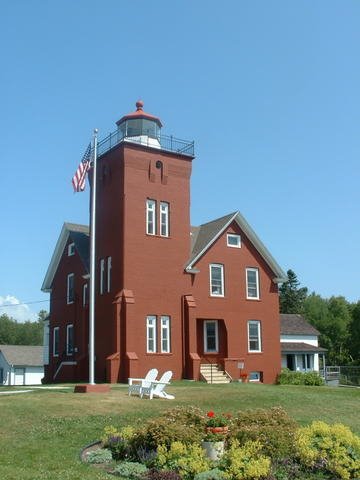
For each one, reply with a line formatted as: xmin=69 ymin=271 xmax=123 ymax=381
xmin=141 ymin=370 xmax=175 ymax=400
xmin=128 ymin=368 xmax=158 ymax=397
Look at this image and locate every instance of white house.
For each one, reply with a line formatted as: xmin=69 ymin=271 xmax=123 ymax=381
xmin=280 ymin=314 xmax=326 ymax=372
xmin=0 ymin=345 xmax=44 ymax=386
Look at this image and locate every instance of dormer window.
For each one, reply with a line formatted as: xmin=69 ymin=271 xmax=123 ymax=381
xmin=68 ymin=243 xmax=75 ymax=256
xmin=227 ymin=234 xmax=241 ymax=248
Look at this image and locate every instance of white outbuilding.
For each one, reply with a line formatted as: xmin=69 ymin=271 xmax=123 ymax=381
xmin=0 ymin=345 xmax=44 ymax=385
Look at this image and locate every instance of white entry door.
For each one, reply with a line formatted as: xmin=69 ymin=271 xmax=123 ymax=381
xmin=14 ymin=368 xmax=25 ymax=385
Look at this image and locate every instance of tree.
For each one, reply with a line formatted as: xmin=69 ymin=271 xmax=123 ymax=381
xmin=348 ymin=302 xmax=360 ymax=365
xmin=279 ymin=269 xmax=308 ymax=314
xmin=0 ymin=312 xmax=45 ymax=346
xmin=304 ymin=294 xmax=351 ymax=365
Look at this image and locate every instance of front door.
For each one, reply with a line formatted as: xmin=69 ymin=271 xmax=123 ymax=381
xmin=203 ymin=320 xmax=219 ymax=354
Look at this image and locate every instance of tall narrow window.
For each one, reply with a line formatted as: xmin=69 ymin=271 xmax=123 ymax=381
xmin=66 ymin=324 xmax=74 ymax=355
xmin=161 ymin=316 xmax=171 ymax=353
xmin=160 ymin=202 xmax=169 ymax=237
xmin=204 ymin=320 xmax=219 ymax=353
xmin=67 ymin=273 xmax=74 ymax=304
xmin=146 ymin=316 xmax=157 ymax=353
xmin=248 ymin=320 xmax=261 ymax=352
xmin=100 ymin=258 xmax=105 ymax=294
xmin=210 ymin=264 xmax=224 ymax=297
xmin=246 ymin=268 xmax=260 ymax=299
xmin=107 ymin=256 xmax=112 ymax=293
xmin=53 ymin=327 xmax=59 ymax=357
xmin=146 ymin=199 xmax=156 ymax=235
xmin=82 ymin=283 xmax=88 ymax=306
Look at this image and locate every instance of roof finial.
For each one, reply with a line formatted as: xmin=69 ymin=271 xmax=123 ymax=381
xmin=136 ymin=99 xmax=144 ymax=111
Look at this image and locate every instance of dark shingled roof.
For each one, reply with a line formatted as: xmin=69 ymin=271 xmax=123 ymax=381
xmin=281 ymin=342 xmax=327 ymax=353
xmin=280 ymin=314 xmax=320 ymax=336
xmin=0 ymin=345 xmax=43 ymax=366
xmin=189 ymin=212 xmax=237 ymax=262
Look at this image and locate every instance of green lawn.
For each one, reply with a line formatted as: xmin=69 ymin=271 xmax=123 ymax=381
xmin=0 ymin=382 xmax=359 ymax=480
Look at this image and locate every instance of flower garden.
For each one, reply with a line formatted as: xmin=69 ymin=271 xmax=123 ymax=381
xmin=83 ymin=406 xmax=360 ymax=480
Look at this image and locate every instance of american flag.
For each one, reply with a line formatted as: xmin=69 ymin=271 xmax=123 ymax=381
xmin=72 ymin=143 xmax=92 ymax=192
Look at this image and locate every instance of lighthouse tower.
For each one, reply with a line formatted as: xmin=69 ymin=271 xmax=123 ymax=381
xmin=93 ymin=101 xmax=195 ymax=382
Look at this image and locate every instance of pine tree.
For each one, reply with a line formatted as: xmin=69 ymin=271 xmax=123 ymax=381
xmin=279 ymin=269 xmax=308 ymax=314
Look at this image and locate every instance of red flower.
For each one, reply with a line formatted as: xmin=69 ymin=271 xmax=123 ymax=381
xmin=207 ymin=411 xmax=215 ymax=418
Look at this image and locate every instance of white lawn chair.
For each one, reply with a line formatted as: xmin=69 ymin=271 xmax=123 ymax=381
xmin=141 ymin=370 xmax=175 ymax=400
xmin=128 ymin=368 xmax=158 ymax=397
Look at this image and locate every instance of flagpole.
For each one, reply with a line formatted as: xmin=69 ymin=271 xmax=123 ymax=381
xmin=89 ymin=128 xmax=98 ymax=385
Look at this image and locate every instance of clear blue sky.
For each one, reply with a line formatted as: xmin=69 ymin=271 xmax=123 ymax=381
xmin=1 ymin=1 xmax=359 ymax=321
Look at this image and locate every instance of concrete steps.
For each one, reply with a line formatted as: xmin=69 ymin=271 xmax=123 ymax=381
xmin=200 ymin=363 xmax=231 ymax=384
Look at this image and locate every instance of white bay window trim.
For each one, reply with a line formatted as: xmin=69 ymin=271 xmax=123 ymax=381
xmin=66 ymin=324 xmax=74 ymax=356
xmin=146 ymin=315 xmax=157 ymax=353
xmin=107 ymin=256 xmax=112 ymax=293
xmin=160 ymin=202 xmax=169 ymax=237
xmin=227 ymin=233 xmax=241 ymax=248
xmin=53 ymin=327 xmax=59 ymax=357
xmin=248 ymin=320 xmax=262 ymax=352
xmin=246 ymin=267 xmax=260 ymax=299
xmin=146 ymin=199 xmax=156 ymax=235
xmin=161 ymin=316 xmax=171 ymax=353
xmin=67 ymin=273 xmax=74 ymax=304
xmin=100 ymin=258 xmax=105 ymax=294
xmin=210 ymin=264 xmax=224 ymax=297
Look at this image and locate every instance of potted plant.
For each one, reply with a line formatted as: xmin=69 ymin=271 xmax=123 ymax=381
xmin=205 ymin=411 xmax=230 ymax=434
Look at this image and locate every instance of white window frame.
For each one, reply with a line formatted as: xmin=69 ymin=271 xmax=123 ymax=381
xmin=107 ymin=256 xmax=112 ymax=293
xmin=161 ymin=316 xmax=171 ymax=353
xmin=146 ymin=315 xmax=157 ymax=353
xmin=209 ymin=264 xmax=224 ymax=297
xmin=82 ymin=283 xmax=88 ymax=307
xmin=68 ymin=242 xmax=75 ymax=256
xmin=53 ymin=327 xmax=59 ymax=357
xmin=100 ymin=258 xmax=105 ymax=294
xmin=204 ymin=320 xmax=219 ymax=353
xmin=66 ymin=324 xmax=74 ymax=356
xmin=146 ymin=199 xmax=156 ymax=235
xmin=67 ymin=273 xmax=75 ymax=304
xmin=246 ymin=267 xmax=260 ymax=300
xmin=160 ymin=201 xmax=169 ymax=237
xmin=249 ymin=371 xmax=262 ymax=382
xmin=248 ymin=320 xmax=262 ymax=352
xmin=227 ymin=233 xmax=241 ymax=248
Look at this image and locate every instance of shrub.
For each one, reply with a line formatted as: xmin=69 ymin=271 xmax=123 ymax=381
xmin=219 ymin=440 xmax=271 ymax=480
xmin=102 ymin=425 xmax=137 ymax=460
xmin=132 ymin=407 xmax=206 ymax=452
xmin=295 ymin=421 xmax=360 ymax=480
xmin=113 ymin=461 xmax=148 ymax=479
xmin=156 ymin=441 xmax=211 ymax=480
xmin=230 ymin=407 xmax=297 ymax=460
xmin=194 ymin=468 xmax=226 ymax=480
xmin=85 ymin=447 xmax=113 ymax=464
xmin=276 ymin=369 xmax=324 ymax=386
xmin=146 ymin=468 xmax=182 ymax=480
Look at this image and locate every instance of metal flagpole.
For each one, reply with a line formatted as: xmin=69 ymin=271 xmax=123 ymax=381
xmin=89 ymin=128 xmax=98 ymax=385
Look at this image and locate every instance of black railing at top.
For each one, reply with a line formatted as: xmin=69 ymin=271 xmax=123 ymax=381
xmin=97 ymin=130 xmax=195 ymax=158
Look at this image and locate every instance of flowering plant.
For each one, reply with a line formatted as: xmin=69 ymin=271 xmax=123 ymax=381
xmin=205 ymin=411 xmax=230 ymax=428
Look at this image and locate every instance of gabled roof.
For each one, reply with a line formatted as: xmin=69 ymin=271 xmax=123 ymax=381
xmin=280 ymin=314 xmax=320 ymax=336
xmin=0 ymin=345 xmax=44 ymax=367
xmin=41 ymin=223 xmax=89 ymax=292
xmin=187 ymin=211 xmax=287 ymax=283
